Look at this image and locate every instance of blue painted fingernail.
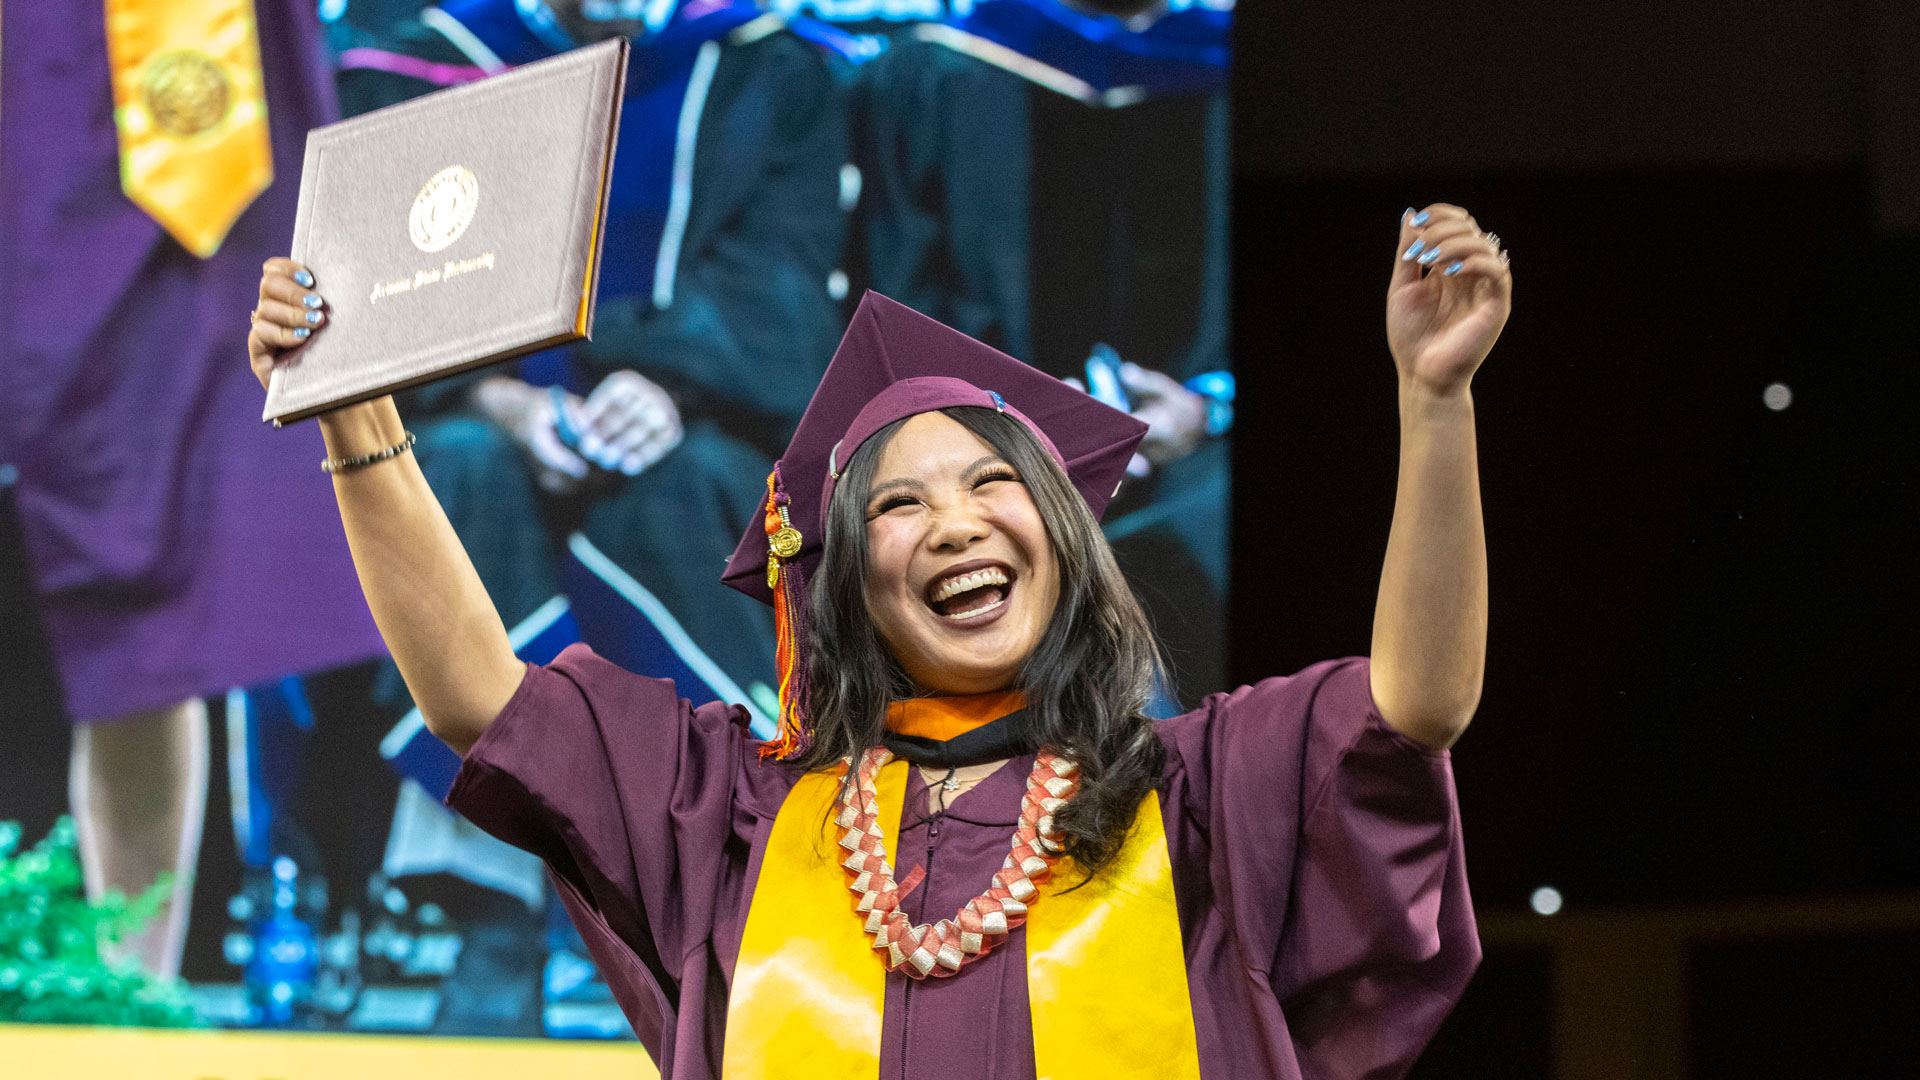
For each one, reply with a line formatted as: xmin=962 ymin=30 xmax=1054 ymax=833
xmin=1410 ymin=211 xmax=1431 ymax=226
xmin=293 ymin=326 xmax=311 ymax=339
xmin=1401 ymin=239 xmax=1425 ymax=261
xmin=1418 ymin=247 xmax=1443 ymax=265
xmin=1443 ymin=261 xmax=1465 ymax=276
xmin=293 ymin=269 xmax=314 ymax=288
xmin=1402 ymin=207 xmax=1415 ymax=221
xmin=303 ymin=293 xmax=322 ymax=308
xmin=305 ymin=309 xmax=323 ymax=324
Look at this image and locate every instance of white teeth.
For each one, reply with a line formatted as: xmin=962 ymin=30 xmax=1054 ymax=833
xmin=930 ymin=566 xmax=1011 ymax=603
xmin=941 ymin=594 xmax=1006 ymax=621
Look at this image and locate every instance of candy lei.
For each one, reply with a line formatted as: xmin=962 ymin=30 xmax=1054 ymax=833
xmin=836 ymin=745 xmax=1080 ymax=979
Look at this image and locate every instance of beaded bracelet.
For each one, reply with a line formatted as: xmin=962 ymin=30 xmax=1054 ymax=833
xmin=321 ymin=430 xmax=417 ymax=474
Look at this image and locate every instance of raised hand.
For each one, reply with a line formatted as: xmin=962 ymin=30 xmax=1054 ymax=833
xmin=243 ymin=261 xmax=527 ymax=756
xmin=247 ymin=257 xmax=326 ymax=391
xmin=1386 ymin=205 xmax=1512 ymax=396
xmin=1370 ymin=203 xmax=1505 ymax=750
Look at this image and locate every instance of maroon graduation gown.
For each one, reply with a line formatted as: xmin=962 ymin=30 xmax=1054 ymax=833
xmin=449 ymin=644 xmax=1478 ymax=1079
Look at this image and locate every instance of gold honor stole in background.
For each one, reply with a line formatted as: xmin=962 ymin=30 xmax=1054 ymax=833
xmin=724 ymin=760 xmax=1202 ymax=1079
xmin=102 ymin=0 xmax=274 ymax=258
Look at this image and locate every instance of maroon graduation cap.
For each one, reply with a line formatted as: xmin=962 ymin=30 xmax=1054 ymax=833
xmin=720 ymin=291 xmax=1147 ymax=757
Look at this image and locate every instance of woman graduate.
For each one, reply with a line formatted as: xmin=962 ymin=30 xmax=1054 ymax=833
xmin=245 ymin=204 xmax=1510 ymax=1078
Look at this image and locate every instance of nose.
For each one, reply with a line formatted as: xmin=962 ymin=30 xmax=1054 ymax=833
xmin=925 ymin=499 xmax=990 ymax=552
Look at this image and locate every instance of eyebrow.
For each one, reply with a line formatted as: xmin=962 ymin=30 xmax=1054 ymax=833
xmin=865 ymin=477 xmax=924 ymax=503
xmin=865 ymin=456 xmax=1010 ymax=503
xmin=961 ymin=454 xmax=1010 ymax=477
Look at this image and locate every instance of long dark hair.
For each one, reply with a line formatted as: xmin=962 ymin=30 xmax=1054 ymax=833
xmin=796 ymin=406 xmax=1168 ymax=876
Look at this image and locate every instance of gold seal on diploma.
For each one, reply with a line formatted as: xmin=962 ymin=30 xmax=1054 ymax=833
xmin=142 ymin=50 xmax=232 ymax=137
xmin=409 ymin=165 xmax=480 ymax=253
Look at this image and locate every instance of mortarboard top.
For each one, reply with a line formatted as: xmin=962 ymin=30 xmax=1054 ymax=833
xmin=720 ymin=291 xmax=1147 ymax=607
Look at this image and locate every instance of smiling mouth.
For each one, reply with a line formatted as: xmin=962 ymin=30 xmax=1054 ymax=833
xmin=926 ymin=565 xmax=1015 ymax=621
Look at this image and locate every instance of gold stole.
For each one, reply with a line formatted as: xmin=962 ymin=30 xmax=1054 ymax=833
xmin=102 ymin=0 xmax=275 ymax=257
xmin=724 ymin=760 xmax=1202 ymax=1079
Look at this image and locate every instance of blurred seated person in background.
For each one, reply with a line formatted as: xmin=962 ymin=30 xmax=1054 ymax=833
xmin=326 ymin=0 xmax=853 ymax=695
xmin=856 ymin=0 xmax=1232 ymax=698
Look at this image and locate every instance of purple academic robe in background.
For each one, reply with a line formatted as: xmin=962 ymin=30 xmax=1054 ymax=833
xmin=451 ymin=645 xmax=1480 ymax=1079
xmin=0 ymin=1 xmax=383 ymax=721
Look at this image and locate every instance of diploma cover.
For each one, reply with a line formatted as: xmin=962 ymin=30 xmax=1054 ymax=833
xmin=262 ymin=37 xmax=626 ymax=424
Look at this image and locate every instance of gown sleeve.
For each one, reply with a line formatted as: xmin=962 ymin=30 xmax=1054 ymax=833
xmin=1161 ymin=657 xmax=1480 ymax=1078
xmin=445 ymin=642 xmax=752 ymax=1050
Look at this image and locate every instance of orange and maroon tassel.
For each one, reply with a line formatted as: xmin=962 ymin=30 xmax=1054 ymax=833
xmin=759 ymin=466 xmax=813 ymax=760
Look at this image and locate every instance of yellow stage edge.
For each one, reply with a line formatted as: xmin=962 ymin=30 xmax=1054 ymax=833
xmin=0 ymin=1022 xmax=658 ymax=1080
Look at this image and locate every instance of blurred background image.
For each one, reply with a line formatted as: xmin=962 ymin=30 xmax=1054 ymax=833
xmin=0 ymin=0 xmax=1232 ymax=1054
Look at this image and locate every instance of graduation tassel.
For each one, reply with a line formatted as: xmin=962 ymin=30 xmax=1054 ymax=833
xmin=760 ymin=466 xmax=813 ymax=760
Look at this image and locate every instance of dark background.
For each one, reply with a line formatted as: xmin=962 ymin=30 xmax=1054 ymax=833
xmin=1229 ymin=1 xmax=1920 ymax=1076
xmin=7 ymin=1 xmax=1919 ymax=1075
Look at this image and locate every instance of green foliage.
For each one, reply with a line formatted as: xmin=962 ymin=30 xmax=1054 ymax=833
xmin=0 ymin=817 xmax=199 ymax=1027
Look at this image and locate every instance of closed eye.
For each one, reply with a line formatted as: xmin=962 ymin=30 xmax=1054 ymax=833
xmin=867 ymin=495 xmax=920 ymax=519
xmin=972 ymin=468 xmax=1020 ymax=488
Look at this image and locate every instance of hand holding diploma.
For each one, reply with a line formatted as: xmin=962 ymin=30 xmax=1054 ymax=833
xmin=248 ymin=257 xmax=326 ymax=383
